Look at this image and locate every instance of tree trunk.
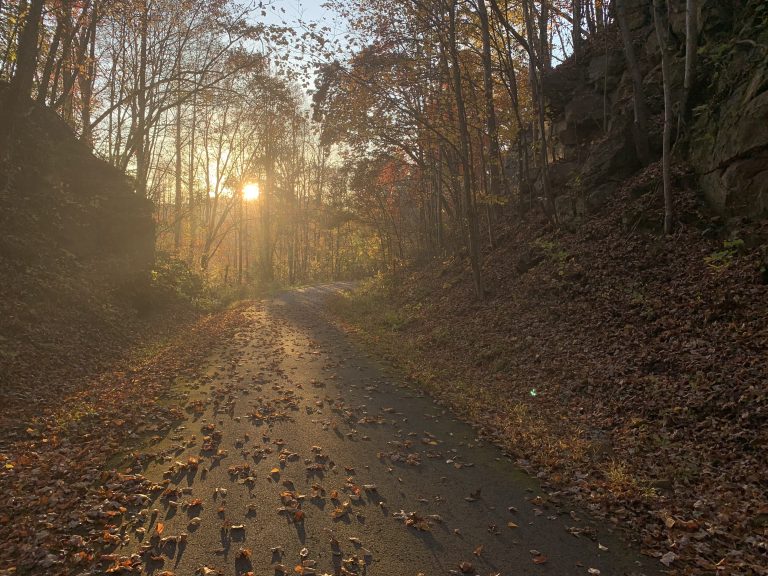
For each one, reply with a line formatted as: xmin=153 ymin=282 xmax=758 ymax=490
xmin=37 ymin=18 xmax=64 ymax=105
xmin=653 ymin=0 xmax=674 ymax=234
xmin=237 ymin=191 xmax=244 ymax=285
xmin=679 ymin=0 xmax=698 ymax=137
xmin=447 ymin=0 xmax=483 ymax=298
xmin=615 ymin=0 xmax=651 ymax=165
xmin=55 ymin=0 xmax=75 ymax=121
xmin=79 ymin=0 xmax=98 ymax=146
xmin=572 ymin=0 xmax=582 ymax=58
xmin=188 ymin=86 xmax=197 ymax=266
xmin=586 ymin=0 xmax=596 ymax=34
xmin=261 ymin=125 xmax=275 ymax=282
xmin=476 ymin=0 xmax=505 ymax=205
xmin=522 ymin=0 xmax=554 ymax=220
xmin=538 ymin=0 xmax=551 ymax=70
xmin=8 ymin=0 xmax=44 ymax=111
xmin=135 ymin=0 xmax=149 ymax=197
xmin=2 ymin=0 xmax=43 ymax=163
xmin=436 ymin=143 xmax=444 ymax=251
xmin=596 ymin=0 xmax=605 ymax=32
xmin=174 ymin=47 xmax=183 ymax=253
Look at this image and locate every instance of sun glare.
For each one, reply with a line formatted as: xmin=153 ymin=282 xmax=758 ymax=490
xmin=243 ymin=182 xmax=260 ymax=201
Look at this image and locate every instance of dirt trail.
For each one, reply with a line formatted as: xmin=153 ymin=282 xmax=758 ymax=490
xmin=119 ymin=284 xmax=658 ymax=576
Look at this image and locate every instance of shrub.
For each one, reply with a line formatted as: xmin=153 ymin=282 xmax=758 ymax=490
xmin=120 ymin=252 xmax=204 ymax=315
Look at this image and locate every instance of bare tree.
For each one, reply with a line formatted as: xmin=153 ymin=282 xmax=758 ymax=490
xmin=679 ymin=0 xmax=698 ymax=136
xmin=615 ymin=0 xmax=651 ymax=165
xmin=653 ymin=0 xmax=674 ymax=234
xmin=572 ymin=0 xmax=582 ymax=58
xmin=446 ymin=0 xmax=483 ymax=298
xmin=6 ymin=0 xmax=44 ymax=116
xmin=474 ymin=0 xmax=506 ymax=206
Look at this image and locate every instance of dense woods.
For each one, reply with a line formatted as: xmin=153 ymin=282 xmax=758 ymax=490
xmin=2 ymin=0 xmax=381 ymax=288
xmin=2 ymin=0 xmax=766 ymax=293
xmin=1 ymin=0 xmax=767 ymax=574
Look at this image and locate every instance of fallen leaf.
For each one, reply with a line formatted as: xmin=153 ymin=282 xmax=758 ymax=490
xmin=660 ymin=551 xmax=677 ymax=566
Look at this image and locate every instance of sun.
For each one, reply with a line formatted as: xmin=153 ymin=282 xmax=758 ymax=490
xmin=243 ymin=182 xmax=260 ymax=201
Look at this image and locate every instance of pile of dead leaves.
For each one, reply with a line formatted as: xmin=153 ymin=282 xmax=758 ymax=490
xmin=0 ymin=303 xmax=253 ymax=575
xmin=331 ymin=186 xmax=768 ymax=576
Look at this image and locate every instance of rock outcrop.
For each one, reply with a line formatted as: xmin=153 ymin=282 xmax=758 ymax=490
xmin=539 ymin=0 xmax=768 ymax=219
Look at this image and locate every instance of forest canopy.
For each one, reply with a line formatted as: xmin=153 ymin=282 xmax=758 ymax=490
xmin=1 ymin=0 xmax=712 ymax=296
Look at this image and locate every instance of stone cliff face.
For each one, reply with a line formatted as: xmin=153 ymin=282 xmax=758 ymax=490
xmin=690 ymin=1 xmax=768 ymax=215
xmin=542 ymin=0 xmax=768 ymax=219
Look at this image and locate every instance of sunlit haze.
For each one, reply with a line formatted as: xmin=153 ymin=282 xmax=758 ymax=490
xmin=243 ymin=182 xmax=260 ymax=201
xmin=2 ymin=1 xmax=764 ymax=573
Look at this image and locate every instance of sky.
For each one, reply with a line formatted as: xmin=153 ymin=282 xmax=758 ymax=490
xmin=261 ymin=0 xmax=335 ymax=26
xmin=260 ymin=0 xmax=350 ymax=46
xmin=256 ymin=0 xmax=353 ymax=93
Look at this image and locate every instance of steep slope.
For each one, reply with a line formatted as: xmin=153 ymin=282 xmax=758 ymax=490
xmin=332 ymin=183 xmax=768 ymax=575
xmin=0 ymin=85 xmax=155 ymax=432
